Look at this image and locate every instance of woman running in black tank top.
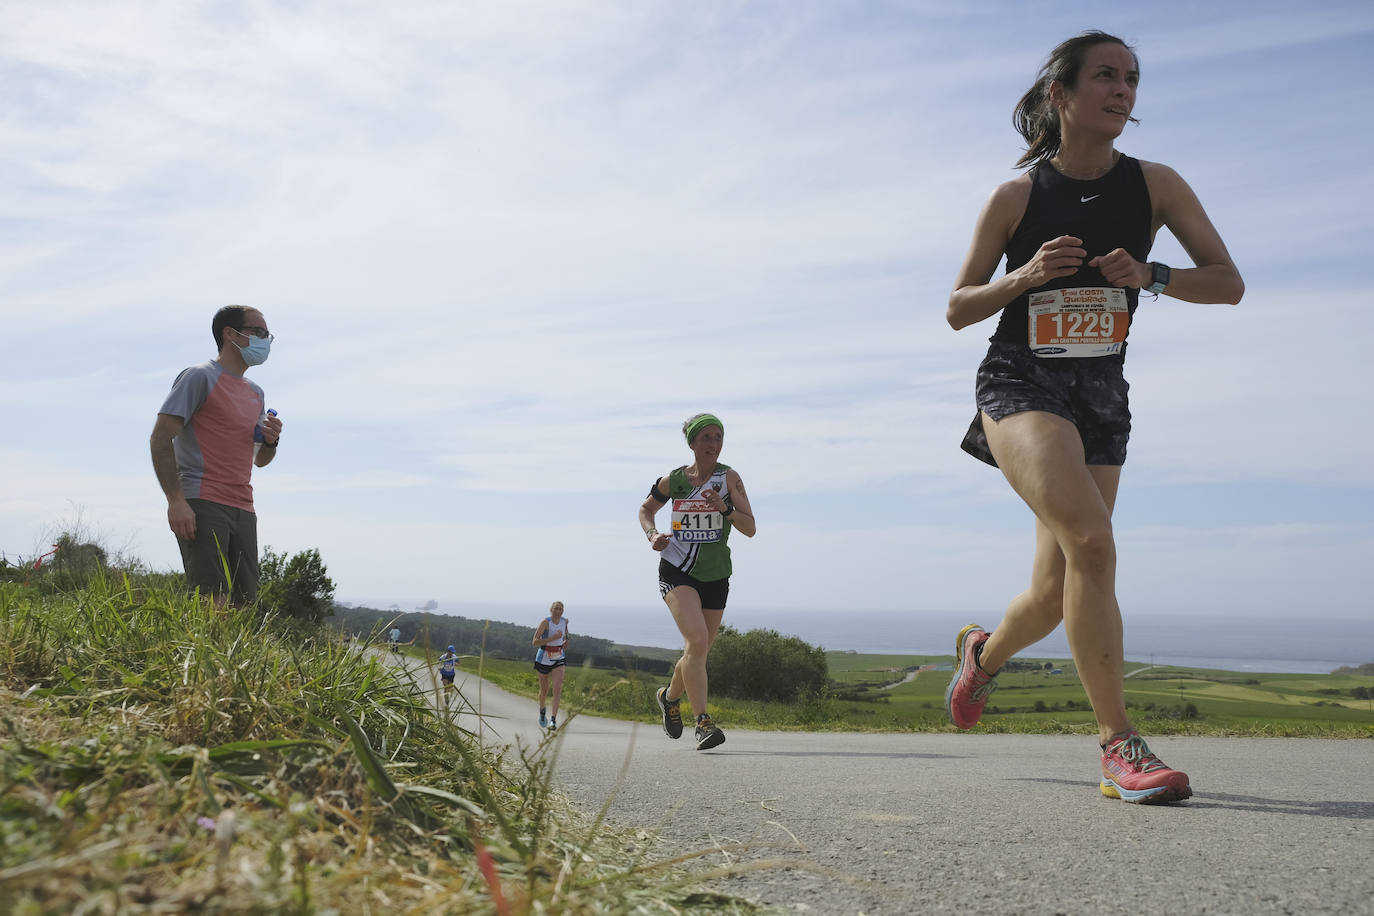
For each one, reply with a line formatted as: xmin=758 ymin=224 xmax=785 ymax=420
xmin=943 ymin=31 xmax=1244 ymax=804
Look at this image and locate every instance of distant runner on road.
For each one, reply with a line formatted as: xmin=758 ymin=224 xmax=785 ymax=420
xmin=943 ymin=30 xmax=1243 ymax=804
xmin=638 ymin=413 xmax=757 ymax=751
xmin=439 ymin=645 xmax=459 ymax=692
xmin=532 ymin=601 xmax=570 ymax=730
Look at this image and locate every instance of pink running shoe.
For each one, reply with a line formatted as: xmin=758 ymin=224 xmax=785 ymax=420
xmin=1100 ymin=730 xmax=1192 ymax=804
xmin=945 ymin=624 xmax=998 ymax=729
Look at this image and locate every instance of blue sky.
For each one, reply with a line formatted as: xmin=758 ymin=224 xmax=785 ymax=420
xmin=2 ymin=1 xmax=1372 ymax=627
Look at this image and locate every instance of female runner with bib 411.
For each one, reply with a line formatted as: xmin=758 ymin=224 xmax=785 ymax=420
xmin=639 ymin=413 xmax=756 ymax=751
xmin=944 ymin=31 xmax=1243 ymax=804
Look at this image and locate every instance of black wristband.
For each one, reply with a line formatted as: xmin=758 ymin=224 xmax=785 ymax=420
xmin=1147 ymin=261 xmax=1171 ymax=295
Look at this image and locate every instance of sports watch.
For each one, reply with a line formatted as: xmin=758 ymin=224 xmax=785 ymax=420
xmin=1147 ymin=262 xmax=1171 ymax=295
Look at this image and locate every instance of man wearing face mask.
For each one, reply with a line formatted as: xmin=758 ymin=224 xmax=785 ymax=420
xmin=150 ymin=305 xmax=283 ymax=605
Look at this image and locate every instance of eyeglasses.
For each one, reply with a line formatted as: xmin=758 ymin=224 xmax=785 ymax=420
xmin=233 ymin=325 xmax=273 ymax=340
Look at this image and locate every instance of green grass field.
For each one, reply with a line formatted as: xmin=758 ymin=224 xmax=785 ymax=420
xmin=1 ymin=578 xmax=759 ymax=914
xmin=448 ymin=650 xmax=1374 ymax=739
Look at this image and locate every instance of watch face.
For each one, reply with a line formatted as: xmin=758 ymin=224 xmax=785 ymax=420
xmin=1152 ymin=262 xmax=1170 ymax=287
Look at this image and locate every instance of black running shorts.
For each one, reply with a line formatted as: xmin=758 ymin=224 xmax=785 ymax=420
xmin=961 ymin=341 xmax=1131 ymax=467
xmin=658 ymin=558 xmax=730 ymax=610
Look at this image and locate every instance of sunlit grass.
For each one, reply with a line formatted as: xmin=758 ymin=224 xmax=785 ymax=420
xmin=0 ymin=576 xmax=760 ymax=913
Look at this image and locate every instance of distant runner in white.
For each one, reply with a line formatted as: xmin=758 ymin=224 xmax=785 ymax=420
xmin=532 ymin=601 xmax=570 ymax=730
xmin=945 ymin=30 xmax=1244 ymax=804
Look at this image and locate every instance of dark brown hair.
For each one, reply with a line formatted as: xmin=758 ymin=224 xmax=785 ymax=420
xmin=1013 ymin=31 xmax=1139 ymax=169
xmin=211 ymin=304 xmax=251 ymax=349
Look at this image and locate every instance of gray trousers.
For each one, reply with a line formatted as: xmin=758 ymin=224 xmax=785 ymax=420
xmin=176 ymin=498 xmax=259 ymax=604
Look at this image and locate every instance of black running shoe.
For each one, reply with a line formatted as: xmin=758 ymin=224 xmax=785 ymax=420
xmin=656 ymin=686 xmax=683 ymax=739
xmin=694 ymin=714 xmax=725 ymax=751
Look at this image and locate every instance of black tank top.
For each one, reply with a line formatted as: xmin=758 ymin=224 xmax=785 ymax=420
xmin=990 ymin=155 xmax=1153 ymax=361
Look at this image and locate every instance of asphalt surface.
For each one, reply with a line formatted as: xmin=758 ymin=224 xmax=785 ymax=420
xmin=400 ymin=657 xmax=1374 ymax=915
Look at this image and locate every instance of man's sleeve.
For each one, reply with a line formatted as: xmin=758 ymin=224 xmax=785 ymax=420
xmin=158 ymin=366 xmax=212 ymax=421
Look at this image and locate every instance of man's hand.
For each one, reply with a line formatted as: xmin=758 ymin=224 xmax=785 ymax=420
xmin=261 ymin=413 xmax=283 ymax=444
xmin=168 ymin=498 xmax=196 ymax=540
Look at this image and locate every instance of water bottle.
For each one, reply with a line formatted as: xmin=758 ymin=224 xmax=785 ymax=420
xmin=254 ymin=408 xmax=278 ymax=457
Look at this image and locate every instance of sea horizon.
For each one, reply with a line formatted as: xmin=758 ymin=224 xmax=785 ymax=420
xmin=343 ymin=598 xmax=1374 ymax=677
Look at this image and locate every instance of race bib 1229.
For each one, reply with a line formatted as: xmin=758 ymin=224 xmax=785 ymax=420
xmin=1028 ymin=287 xmax=1128 ymax=358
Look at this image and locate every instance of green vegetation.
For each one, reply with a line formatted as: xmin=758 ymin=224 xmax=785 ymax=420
xmin=465 ymin=649 xmax=1374 ymax=739
xmin=257 ymin=546 xmax=336 ymax=622
xmin=1334 ymin=662 xmax=1374 ymax=677
xmin=707 ymin=626 xmax=828 ymax=703
xmin=0 ymin=568 xmax=756 ymax=913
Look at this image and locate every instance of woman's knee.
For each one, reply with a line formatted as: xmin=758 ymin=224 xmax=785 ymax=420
xmin=1061 ymin=524 xmax=1116 ymax=573
xmin=681 ymin=633 xmax=712 ymax=659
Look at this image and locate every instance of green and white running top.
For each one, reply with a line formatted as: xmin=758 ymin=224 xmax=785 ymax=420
xmin=662 ymin=464 xmax=733 ymax=582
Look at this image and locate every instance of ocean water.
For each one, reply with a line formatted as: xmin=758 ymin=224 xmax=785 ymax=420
xmin=348 ymin=599 xmax=1374 ymax=676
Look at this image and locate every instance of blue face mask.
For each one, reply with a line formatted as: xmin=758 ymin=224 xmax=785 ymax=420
xmin=234 ymin=333 xmax=272 ymax=366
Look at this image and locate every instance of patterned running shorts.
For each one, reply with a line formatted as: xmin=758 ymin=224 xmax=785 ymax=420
xmin=960 ymin=341 xmax=1131 ymax=467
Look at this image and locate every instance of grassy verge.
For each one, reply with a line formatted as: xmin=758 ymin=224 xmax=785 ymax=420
xmin=0 ymin=577 xmax=760 ymax=914
xmin=454 ymin=651 xmax=1374 ymax=739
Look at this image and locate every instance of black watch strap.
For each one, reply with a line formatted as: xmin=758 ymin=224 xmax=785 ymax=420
xmin=1148 ymin=262 xmax=1171 ymax=295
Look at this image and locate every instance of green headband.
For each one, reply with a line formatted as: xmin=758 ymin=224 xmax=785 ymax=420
xmin=684 ymin=414 xmax=723 ymax=444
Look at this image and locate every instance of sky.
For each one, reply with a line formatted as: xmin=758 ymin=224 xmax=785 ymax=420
xmin=3 ymin=0 xmax=1372 ymax=633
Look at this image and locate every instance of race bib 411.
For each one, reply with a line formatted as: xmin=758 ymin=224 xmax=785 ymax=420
xmin=1028 ymin=287 xmax=1128 ymax=358
xmin=671 ymin=498 xmax=723 ymax=543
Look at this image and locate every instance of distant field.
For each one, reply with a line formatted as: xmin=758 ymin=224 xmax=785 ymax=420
xmin=411 ymin=648 xmax=1374 ymax=738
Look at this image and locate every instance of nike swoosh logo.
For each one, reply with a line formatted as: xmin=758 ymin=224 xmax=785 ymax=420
xmin=1080 ymin=194 xmax=1101 ymax=203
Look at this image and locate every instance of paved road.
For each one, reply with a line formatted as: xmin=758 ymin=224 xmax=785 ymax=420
xmin=402 ymin=659 xmax=1374 ymax=915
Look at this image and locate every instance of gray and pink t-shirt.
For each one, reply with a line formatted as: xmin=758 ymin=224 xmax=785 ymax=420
xmin=159 ymin=360 xmax=266 ymax=512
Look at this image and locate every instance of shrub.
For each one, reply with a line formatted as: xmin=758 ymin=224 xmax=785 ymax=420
xmin=707 ymin=626 xmax=828 ymax=703
xmin=22 ymin=533 xmax=114 ymax=593
xmin=258 ymin=547 xmax=336 ymax=622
